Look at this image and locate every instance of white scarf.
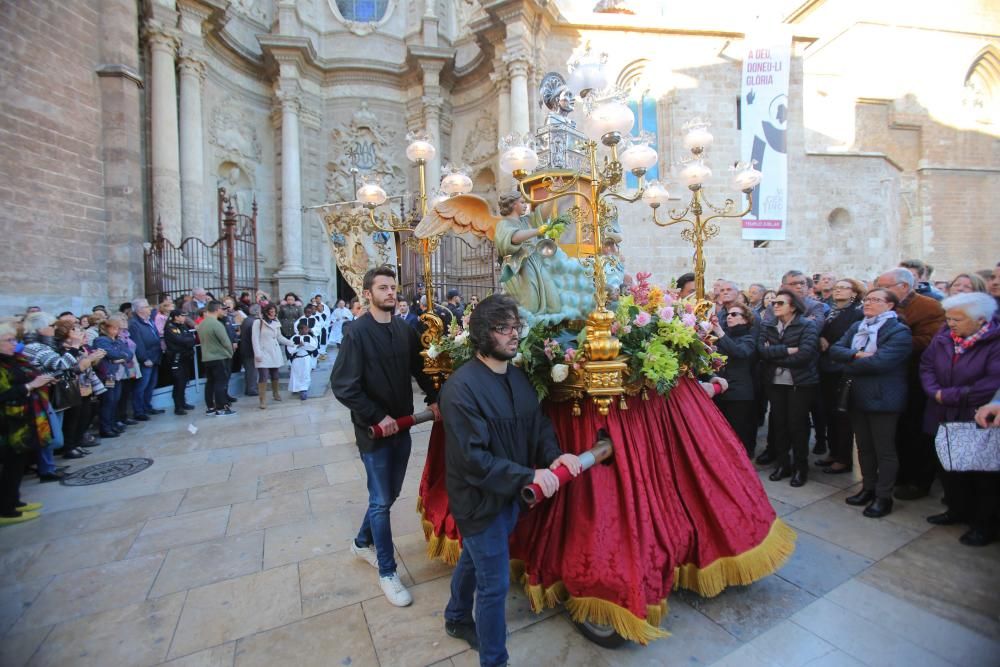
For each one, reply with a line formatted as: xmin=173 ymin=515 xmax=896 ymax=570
xmin=851 ymin=311 xmax=897 ymax=353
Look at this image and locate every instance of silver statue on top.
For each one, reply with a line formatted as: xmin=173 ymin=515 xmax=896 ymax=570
xmin=535 ymin=72 xmax=588 ymax=171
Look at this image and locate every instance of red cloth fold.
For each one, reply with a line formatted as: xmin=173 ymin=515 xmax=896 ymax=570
xmin=418 ymin=376 xmax=781 ymax=621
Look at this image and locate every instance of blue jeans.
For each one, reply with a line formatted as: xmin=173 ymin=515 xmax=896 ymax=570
xmin=132 ymin=364 xmax=158 ymax=416
xmin=99 ymin=382 xmax=122 ymax=433
xmin=356 ymin=434 xmax=411 ymax=577
xmin=37 ymin=405 xmax=64 ymax=474
xmin=445 ymin=502 xmax=520 ymax=667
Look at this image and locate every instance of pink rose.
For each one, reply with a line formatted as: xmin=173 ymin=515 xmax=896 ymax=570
xmin=658 ymin=306 xmax=675 ymax=321
xmin=682 ymin=313 xmax=697 ymax=328
xmin=611 ymin=322 xmax=620 ymax=335
xmin=662 ymin=293 xmax=675 ymax=306
xmin=684 ymin=302 xmax=695 ymax=314
xmin=634 ymin=311 xmax=651 ymax=327
xmin=564 ymin=347 xmax=577 ymax=363
xmin=622 ymin=325 xmax=633 ymax=335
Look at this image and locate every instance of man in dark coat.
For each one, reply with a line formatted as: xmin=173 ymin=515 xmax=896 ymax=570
xmin=439 ymin=294 xmax=580 ymax=664
xmin=331 ymin=266 xmax=439 ymax=608
xmin=128 ymin=298 xmax=164 ymax=420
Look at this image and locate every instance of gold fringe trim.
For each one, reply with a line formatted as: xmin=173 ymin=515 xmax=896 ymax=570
xmin=510 ymin=559 xmax=670 ymax=645
xmin=673 ymin=518 xmax=798 ymax=598
xmin=415 ymin=496 xmax=462 ymax=565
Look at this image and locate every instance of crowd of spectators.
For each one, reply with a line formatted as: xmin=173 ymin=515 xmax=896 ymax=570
xmin=697 ymin=260 xmax=1000 ymax=545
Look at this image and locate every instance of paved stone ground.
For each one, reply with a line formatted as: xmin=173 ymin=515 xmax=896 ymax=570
xmin=1 ymin=370 xmax=998 ymax=667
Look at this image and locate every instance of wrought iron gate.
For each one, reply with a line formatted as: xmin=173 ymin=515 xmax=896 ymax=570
xmin=143 ymin=188 xmax=259 ymax=303
xmin=396 ymin=229 xmax=499 ymax=304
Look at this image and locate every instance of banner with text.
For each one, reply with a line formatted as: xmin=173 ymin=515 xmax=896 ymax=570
xmin=740 ymin=31 xmax=791 ymax=241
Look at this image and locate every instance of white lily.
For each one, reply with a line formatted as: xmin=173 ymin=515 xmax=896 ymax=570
xmin=551 ymin=363 xmax=569 ymax=383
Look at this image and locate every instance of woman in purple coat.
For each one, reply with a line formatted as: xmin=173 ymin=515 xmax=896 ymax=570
xmin=920 ymin=292 xmax=1000 ymax=546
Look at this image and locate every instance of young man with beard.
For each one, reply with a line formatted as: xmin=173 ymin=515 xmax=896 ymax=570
xmin=330 ymin=266 xmax=440 ymax=607
xmin=440 ymin=294 xmax=581 ymax=666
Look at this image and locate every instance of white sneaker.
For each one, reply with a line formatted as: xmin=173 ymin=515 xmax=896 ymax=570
xmin=379 ymin=573 xmax=412 ymax=607
xmin=350 ymin=540 xmax=379 ymax=569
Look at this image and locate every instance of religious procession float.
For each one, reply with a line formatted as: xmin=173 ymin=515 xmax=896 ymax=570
xmin=318 ymin=51 xmax=796 ymax=647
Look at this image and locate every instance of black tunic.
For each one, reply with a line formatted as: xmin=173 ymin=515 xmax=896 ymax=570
xmin=441 ymin=357 xmax=562 ymax=536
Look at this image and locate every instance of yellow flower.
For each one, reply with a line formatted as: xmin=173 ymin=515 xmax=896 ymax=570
xmin=644 ymin=286 xmax=664 ymax=313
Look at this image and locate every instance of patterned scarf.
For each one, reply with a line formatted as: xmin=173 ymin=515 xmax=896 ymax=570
xmin=0 ymin=353 xmax=53 ymax=452
xmin=851 ymin=310 xmax=898 ymax=353
xmin=951 ymin=321 xmax=992 ymax=356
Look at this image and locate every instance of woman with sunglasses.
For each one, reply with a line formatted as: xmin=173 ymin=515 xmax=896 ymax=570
xmin=710 ymin=303 xmax=759 ymax=458
xmin=815 ymin=279 xmax=865 ymax=475
xmin=829 ymin=288 xmax=912 ymax=517
xmin=758 ymin=289 xmax=821 ymax=486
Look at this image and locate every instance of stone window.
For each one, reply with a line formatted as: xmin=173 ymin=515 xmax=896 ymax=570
xmin=335 ymin=0 xmax=389 ymax=22
xmin=963 ymin=46 xmax=999 ymax=125
xmin=619 ymin=59 xmax=659 ymax=189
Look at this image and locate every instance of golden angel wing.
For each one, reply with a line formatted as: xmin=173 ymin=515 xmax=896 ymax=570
xmin=413 ymin=194 xmax=502 ymax=241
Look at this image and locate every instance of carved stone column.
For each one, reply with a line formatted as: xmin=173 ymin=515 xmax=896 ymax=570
xmin=146 ymin=25 xmax=182 ymax=243
xmin=506 ymin=55 xmax=531 ymax=138
xmin=177 ymin=49 xmax=207 ymax=241
xmin=423 ymin=95 xmax=444 ymax=192
xmin=493 ymin=71 xmax=511 ymax=140
xmin=276 ymin=84 xmax=304 ymax=278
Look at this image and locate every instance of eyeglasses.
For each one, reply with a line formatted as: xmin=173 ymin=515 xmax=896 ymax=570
xmin=862 ymin=297 xmax=887 ymax=304
xmin=725 ymin=312 xmax=746 ymax=319
xmin=491 ymin=322 xmax=523 ymax=336
xmin=772 ymin=300 xmax=790 ymax=307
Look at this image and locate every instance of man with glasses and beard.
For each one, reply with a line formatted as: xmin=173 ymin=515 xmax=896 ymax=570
xmin=439 ymin=294 xmax=581 ymax=666
xmin=331 ymin=266 xmax=440 ymax=608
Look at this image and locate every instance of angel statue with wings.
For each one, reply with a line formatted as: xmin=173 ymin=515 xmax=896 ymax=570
xmin=414 ymin=191 xmax=600 ymax=326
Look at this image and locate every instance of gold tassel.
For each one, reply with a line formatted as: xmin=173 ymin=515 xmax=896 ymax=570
xmin=673 ymin=519 xmax=797 ymax=598
xmin=416 ymin=496 xmax=463 ymax=565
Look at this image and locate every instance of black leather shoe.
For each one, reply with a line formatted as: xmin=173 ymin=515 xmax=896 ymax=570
xmin=823 ymin=465 xmax=852 ymax=475
xmin=134 ymin=414 xmax=150 ymax=422
xmin=183 ymin=403 xmax=195 ymax=410
xmin=99 ymin=431 xmax=120 ymax=438
xmin=790 ymin=469 xmax=808 ymax=487
xmin=756 ymin=451 xmax=777 ymax=465
xmin=61 ymin=449 xmax=86 ymax=460
xmin=846 ymin=490 xmax=876 ymax=506
xmin=149 ymin=408 xmax=166 ymax=415
xmin=39 ymin=471 xmax=66 ymax=483
xmin=174 ymin=409 xmax=187 ymax=416
xmin=123 ymin=419 xmax=139 ymax=426
xmin=893 ymin=484 xmax=929 ymax=500
xmin=926 ymin=511 xmax=965 ymax=526
xmin=863 ymin=497 xmax=893 ymax=518
xmin=445 ymin=621 xmax=479 ymax=651
xmin=959 ymin=528 xmax=996 ymax=547
xmin=814 ymin=458 xmax=836 ymax=468
xmin=769 ymin=465 xmax=792 ymax=481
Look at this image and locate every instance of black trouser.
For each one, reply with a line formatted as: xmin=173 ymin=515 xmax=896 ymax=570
xmin=895 ymin=375 xmax=937 ymax=491
xmin=718 ymin=399 xmax=758 ymax=458
xmin=766 ymin=384 xmax=817 ymax=471
xmin=60 ymin=400 xmax=92 ymax=450
xmin=203 ymin=360 xmax=230 ymax=412
xmin=242 ymin=357 xmax=257 ymax=395
xmin=850 ymin=411 xmax=900 ymax=499
xmin=819 ymin=371 xmax=855 ymax=467
xmin=171 ymin=361 xmax=188 ymax=411
xmin=116 ymin=378 xmax=134 ymax=421
xmin=0 ymin=447 xmax=28 ymax=516
xmin=940 ymin=470 xmax=1000 ymax=532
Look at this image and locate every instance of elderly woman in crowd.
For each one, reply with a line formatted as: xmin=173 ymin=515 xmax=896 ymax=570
xmin=815 ymin=278 xmax=865 ymax=475
xmin=93 ymin=318 xmax=133 ymax=438
xmin=758 ymin=289 xmax=821 ymax=487
xmin=710 ymin=302 xmax=758 ymax=458
xmin=947 ymin=272 xmax=988 ymax=296
xmin=0 ymin=322 xmax=55 ymax=523
xmin=51 ymin=320 xmax=106 ymax=459
xmin=22 ymin=312 xmax=101 ymax=479
xmin=830 ymin=288 xmax=912 ymax=517
xmin=921 ymin=292 xmax=1000 ymax=546
xmin=251 ymin=303 xmax=293 ymax=409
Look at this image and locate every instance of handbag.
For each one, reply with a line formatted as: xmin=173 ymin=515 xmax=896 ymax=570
xmin=835 ymin=377 xmax=853 ymax=413
xmin=49 ymin=373 xmax=82 ymax=412
xmin=934 ymin=422 xmax=1000 ymax=472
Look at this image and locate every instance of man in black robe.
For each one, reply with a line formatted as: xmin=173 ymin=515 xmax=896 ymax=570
xmin=331 ymin=265 xmax=440 ymax=607
xmin=440 ymin=294 xmax=580 ymax=665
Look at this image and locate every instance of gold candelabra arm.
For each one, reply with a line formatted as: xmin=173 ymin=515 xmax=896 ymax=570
xmin=702 ymin=191 xmax=753 ymax=226
xmin=515 ymin=177 xmax=594 ymax=211
xmin=364 ymin=205 xmax=411 ymax=234
xmin=650 ymin=205 xmax=693 ymax=228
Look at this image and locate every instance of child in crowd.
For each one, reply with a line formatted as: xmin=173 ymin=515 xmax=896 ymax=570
xmin=286 ymin=321 xmax=317 ymax=400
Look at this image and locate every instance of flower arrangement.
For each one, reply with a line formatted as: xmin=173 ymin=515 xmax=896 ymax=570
xmin=425 ymin=271 xmax=725 ymax=401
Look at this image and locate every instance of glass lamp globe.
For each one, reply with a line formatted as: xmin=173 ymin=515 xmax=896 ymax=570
xmin=357 ymin=182 xmax=387 ymax=206
xmin=441 ymin=172 xmax=473 ymax=195
xmin=642 ymin=181 xmax=670 ymax=208
xmin=500 ymin=146 xmax=539 ymax=177
xmin=405 ymin=132 xmax=436 ymax=163
xmin=620 ymin=140 xmax=658 ymax=174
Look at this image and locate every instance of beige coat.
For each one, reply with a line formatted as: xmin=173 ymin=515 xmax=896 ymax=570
xmin=251 ymin=318 xmax=292 ymax=369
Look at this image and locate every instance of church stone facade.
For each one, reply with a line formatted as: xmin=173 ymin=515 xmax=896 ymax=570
xmin=1 ymin=0 xmax=998 ymax=312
